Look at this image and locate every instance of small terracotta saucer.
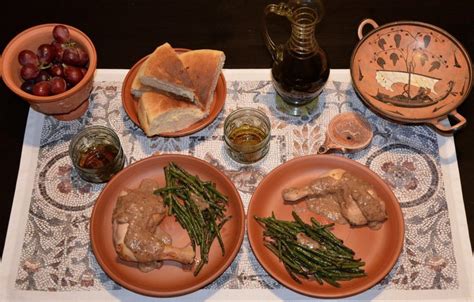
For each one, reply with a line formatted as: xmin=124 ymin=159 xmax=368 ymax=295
xmin=318 ymin=112 xmax=373 ymax=154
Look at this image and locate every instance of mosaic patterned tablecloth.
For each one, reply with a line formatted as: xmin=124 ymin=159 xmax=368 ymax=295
xmin=1 ymin=70 xmax=471 ymax=301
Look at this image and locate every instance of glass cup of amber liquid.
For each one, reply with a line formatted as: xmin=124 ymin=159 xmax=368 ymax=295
xmin=69 ymin=126 xmax=125 ymax=183
xmin=224 ymin=108 xmax=271 ymax=164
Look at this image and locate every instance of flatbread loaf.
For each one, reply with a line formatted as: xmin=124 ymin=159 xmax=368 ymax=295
xmin=132 ymin=44 xmax=226 ymax=136
xmin=137 ymin=91 xmax=205 ymax=136
xmin=131 ymin=43 xmax=198 ymax=104
xmin=179 ymin=49 xmax=225 ymax=113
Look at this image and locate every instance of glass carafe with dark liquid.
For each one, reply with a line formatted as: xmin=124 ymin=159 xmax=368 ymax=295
xmin=263 ymin=0 xmax=329 ymax=116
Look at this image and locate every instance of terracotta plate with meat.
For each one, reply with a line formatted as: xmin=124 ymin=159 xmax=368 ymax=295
xmin=90 ymin=154 xmax=245 ymax=297
xmin=247 ymin=154 xmax=404 ymax=298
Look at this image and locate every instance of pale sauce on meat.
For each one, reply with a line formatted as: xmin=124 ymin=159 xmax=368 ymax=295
xmin=286 ymin=170 xmax=387 ymax=229
xmin=112 ymin=190 xmax=167 ymax=262
xmin=306 ymin=194 xmax=348 ymax=225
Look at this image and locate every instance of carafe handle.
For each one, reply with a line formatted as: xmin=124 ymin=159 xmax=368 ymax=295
xmin=263 ymin=2 xmax=293 ymax=63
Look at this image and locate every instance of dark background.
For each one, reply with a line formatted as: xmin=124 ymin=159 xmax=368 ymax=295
xmin=1 ymin=0 xmax=473 ymax=256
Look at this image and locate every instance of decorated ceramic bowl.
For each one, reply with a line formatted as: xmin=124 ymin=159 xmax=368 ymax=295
xmin=1 ymin=24 xmax=97 ymax=120
xmin=350 ymin=19 xmax=472 ymax=133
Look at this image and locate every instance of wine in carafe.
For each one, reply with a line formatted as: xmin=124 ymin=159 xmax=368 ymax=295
xmin=263 ymin=1 xmax=329 ymax=116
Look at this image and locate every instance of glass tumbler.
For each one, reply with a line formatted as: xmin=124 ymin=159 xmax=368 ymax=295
xmin=69 ymin=126 xmax=125 ymax=183
xmin=224 ymin=108 xmax=271 ymax=164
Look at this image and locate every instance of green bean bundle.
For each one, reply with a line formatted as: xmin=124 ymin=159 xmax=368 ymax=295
xmin=255 ymin=211 xmax=366 ymax=287
xmin=154 ymin=162 xmax=231 ymax=275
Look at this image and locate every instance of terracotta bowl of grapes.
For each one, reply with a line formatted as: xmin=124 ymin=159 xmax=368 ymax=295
xmin=1 ymin=23 xmax=97 ymax=120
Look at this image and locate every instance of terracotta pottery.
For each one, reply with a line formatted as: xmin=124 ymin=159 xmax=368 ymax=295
xmin=318 ymin=112 xmax=373 ymax=154
xmin=351 ymin=19 xmax=472 ymax=133
xmin=247 ymin=154 xmax=404 ymax=298
xmin=90 ymin=154 xmax=245 ymax=297
xmin=1 ymin=24 xmax=97 ymax=120
xmin=121 ymin=50 xmax=226 ymax=137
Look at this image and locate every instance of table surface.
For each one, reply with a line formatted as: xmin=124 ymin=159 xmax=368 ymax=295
xmin=0 ymin=0 xmax=473 ymax=256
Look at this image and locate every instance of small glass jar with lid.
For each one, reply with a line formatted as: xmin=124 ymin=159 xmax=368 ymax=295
xmin=224 ymin=108 xmax=271 ymax=164
xmin=69 ymin=125 xmax=125 ymax=183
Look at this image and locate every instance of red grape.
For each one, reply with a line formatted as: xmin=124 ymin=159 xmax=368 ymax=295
xmin=51 ymin=41 xmax=65 ymax=63
xmin=76 ymin=47 xmax=89 ymax=66
xmin=49 ymin=77 xmax=67 ymax=95
xmin=62 ymin=45 xmax=89 ymax=67
xmin=37 ymin=44 xmax=56 ymax=65
xmin=49 ymin=64 xmax=64 ymax=77
xmin=80 ymin=68 xmax=87 ymax=76
xmin=32 ymin=81 xmax=51 ymax=96
xmin=53 ymin=25 xmax=70 ymax=43
xmin=62 ymin=48 xmax=81 ymax=66
xmin=18 ymin=50 xmax=39 ymax=66
xmin=36 ymin=70 xmax=51 ymax=83
xmin=20 ymin=64 xmax=40 ymax=80
xmin=21 ymin=80 xmax=35 ymax=94
xmin=64 ymin=65 xmax=84 ymax=85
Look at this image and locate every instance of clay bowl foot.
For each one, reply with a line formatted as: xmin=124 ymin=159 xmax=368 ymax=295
xmin=52 ymin=99 xmax=90 ymax=121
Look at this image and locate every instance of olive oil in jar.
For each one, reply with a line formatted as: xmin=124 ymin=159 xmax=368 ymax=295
xmin=224 ymin=108 xmax=271 ymax=164
xmin=228 ymin=124 xmax=267 ymax=152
